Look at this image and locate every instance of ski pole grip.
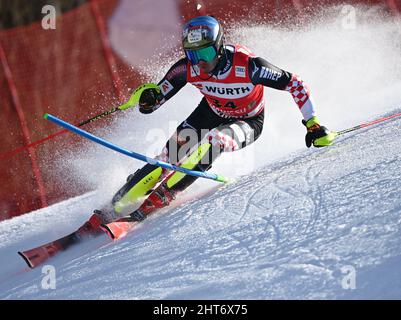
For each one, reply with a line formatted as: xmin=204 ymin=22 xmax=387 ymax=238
xmin=118 ymin=83 xmax=161 ymax=110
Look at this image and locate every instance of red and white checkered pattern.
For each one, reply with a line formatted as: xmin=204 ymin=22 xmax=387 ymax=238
xmin=206 ymin=128 xmax=240 ymax=152
xmin=156 ymin=146 xmax=169 ymax=162
xmin=285 ymin=74 xmax=311 ymax=109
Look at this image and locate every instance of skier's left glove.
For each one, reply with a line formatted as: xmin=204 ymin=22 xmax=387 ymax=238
xmin=302 ymin=116 xmax=337 ymax=148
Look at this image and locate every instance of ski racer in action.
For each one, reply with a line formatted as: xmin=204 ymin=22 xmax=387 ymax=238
xmin=106 ymin=15 xmax=337 ymax=223
xmin=18 ymin=15 xmax=339 ymax=267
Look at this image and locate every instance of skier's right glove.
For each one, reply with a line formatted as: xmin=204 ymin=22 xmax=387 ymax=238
xmin=302 ymin=116 xmax=337 ymax=148
xmin=139 ymin=87 xmax=162 ymax=114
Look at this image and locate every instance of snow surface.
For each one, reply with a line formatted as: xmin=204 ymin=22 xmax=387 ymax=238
xmin=1 ymin=5 xmax=400 ymax=299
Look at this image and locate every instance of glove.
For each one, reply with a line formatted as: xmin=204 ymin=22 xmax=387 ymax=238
xmin=139 ymin=87 xmax=161 ymax=114
xmin=302 ymin=116 xmax=336 ymax=148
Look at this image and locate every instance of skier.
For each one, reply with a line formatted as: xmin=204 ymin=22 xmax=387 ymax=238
xmin=106 ymin=15 xmax=336 ymax=222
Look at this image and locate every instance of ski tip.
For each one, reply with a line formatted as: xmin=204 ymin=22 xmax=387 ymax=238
xmin=100 ymin=224 xmax=116 ymax=240
xmin=18 ymin=251 xmax=34 ymax=269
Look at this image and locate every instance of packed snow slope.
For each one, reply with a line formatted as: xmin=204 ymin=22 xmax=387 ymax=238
xmin=0 ymin=5 xmax=401 ymax=299
xmin=0 ymin=109 xmax=401 ymax=300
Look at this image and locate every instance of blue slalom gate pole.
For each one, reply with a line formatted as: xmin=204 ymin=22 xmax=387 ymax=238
xmin=44 ymin=114 xmax=228 ymax=183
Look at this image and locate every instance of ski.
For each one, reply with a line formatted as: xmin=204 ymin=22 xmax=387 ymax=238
xmin=19 ymin=157 xmax=211 ymax=266
xmin=101 ymin=181 xmax=177 ymax=240
xmin=18 ymin=213 xmax=104 ymax=268
xmin=18 ymin=181 xmax=173 ymax=267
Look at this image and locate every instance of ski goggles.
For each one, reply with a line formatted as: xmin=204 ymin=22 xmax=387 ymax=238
xmin=185 ymin=45 xmax=218 ymax=65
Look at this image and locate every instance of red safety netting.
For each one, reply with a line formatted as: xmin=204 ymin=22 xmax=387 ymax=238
xmin=0 ymin=0 xmax=143 ymax=220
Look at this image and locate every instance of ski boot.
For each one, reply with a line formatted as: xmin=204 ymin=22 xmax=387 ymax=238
xmin=75 ymin=210 xmax=105 ymax=238
xmin=129 ymin=182 xmax=177 ymax=221
xmin=112 ymin=164 xmax=168 ymax=215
